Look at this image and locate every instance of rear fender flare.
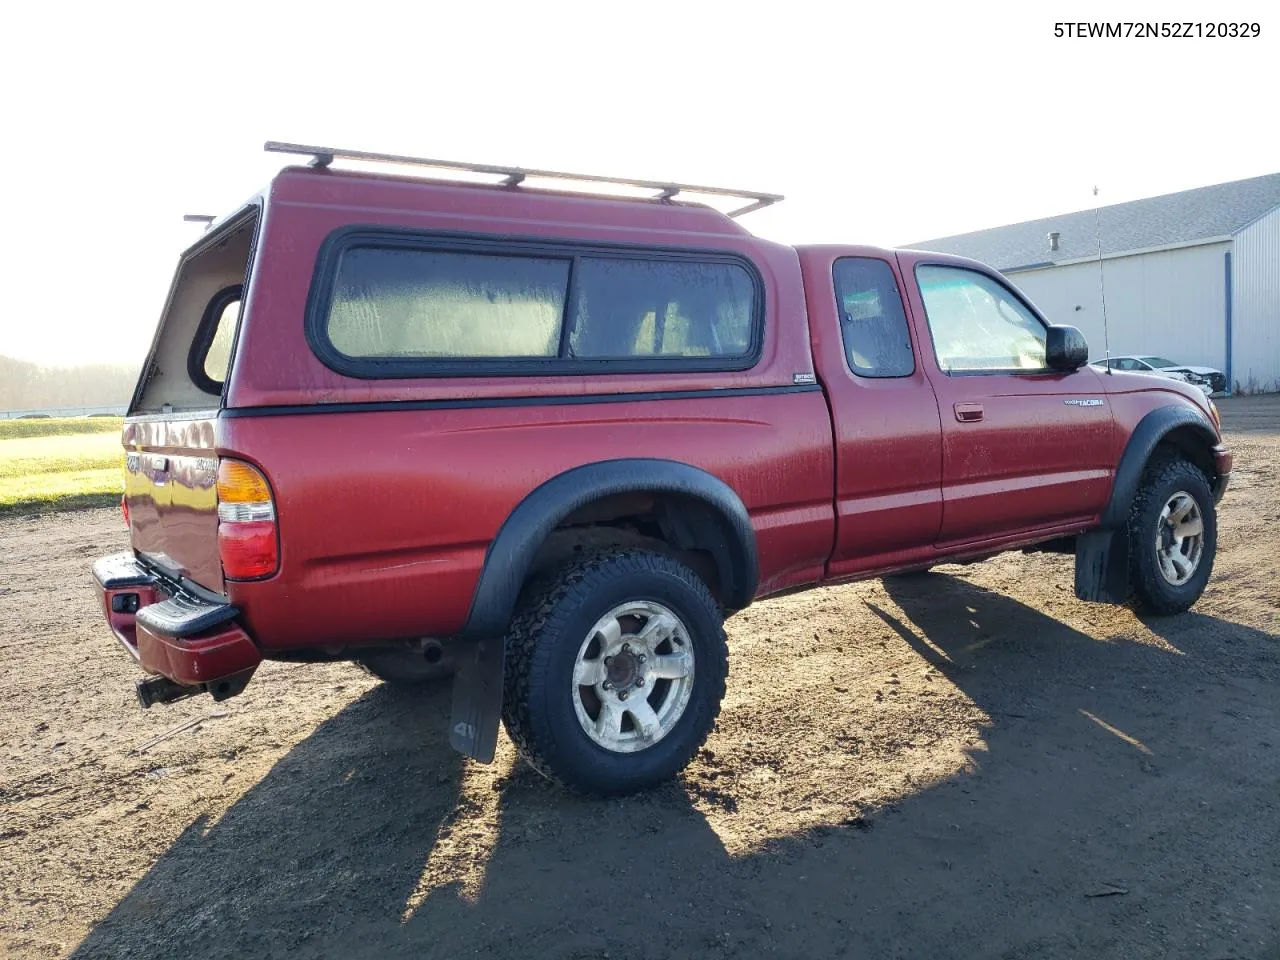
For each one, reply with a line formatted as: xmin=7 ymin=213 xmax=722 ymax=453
xmin=459 ymin=459 xmax=758 ymax=639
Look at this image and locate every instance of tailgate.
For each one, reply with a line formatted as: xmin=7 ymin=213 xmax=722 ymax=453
xmin=123 ymin=415 xmax=223 ymax=593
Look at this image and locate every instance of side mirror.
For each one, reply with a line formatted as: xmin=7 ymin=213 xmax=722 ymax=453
xmin=1046 ymin=324 xmax=1089 ymax=371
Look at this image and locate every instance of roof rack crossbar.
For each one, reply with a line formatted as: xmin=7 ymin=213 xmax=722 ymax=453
xmin=264 ymin=141 xmax=783 ymax=217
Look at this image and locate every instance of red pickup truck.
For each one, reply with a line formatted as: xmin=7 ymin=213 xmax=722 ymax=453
xmin=94 ymin=143 xmax=1231 ymax=795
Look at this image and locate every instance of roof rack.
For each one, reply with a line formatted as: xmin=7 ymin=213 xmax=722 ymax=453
xmin=264 ymin=141 xmax=784 ymax=218
xmin=183 ymin=214 xmax=216 ymax=231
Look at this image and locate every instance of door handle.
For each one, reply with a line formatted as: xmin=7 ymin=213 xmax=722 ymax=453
xmin=954 ymin=402 xmax=984 ymax=423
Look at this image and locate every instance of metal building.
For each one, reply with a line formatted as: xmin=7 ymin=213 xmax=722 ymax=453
xmin=910 ymin=174 xmax=1280 ymax=393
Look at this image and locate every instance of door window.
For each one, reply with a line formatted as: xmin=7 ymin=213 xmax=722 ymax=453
xmin=916 ymin=266 xmax=1048 ymax=374
xmin=832 ymin=258 xmax=914 ymax=378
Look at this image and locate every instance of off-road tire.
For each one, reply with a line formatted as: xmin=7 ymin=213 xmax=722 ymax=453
xmin=1127 ymin=457 xmax=1217 ymax=615
xmin=502 ymin=549 xmax=728 ymax=795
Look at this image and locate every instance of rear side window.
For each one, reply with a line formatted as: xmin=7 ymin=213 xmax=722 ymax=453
xmin=328 ymin=248 xmax=570 ymax=358
xmin=831 ymin=258 xmax=914 ymax=378
xmin=308 ymin=233 xmax=763 ymax=377
xmin=570 ymin=257 xmax=755 ymax=359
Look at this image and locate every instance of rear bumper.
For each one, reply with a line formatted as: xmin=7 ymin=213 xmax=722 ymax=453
xmin=93 ymin=552 xmax=262 ymax=692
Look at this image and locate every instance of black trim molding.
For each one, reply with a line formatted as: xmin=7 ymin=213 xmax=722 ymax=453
xmin=220 ymin=382 xmax=820 ymax=419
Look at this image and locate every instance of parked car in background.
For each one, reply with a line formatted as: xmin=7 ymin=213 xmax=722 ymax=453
xmin=1092 ymin=356 xmax=1225 ymax=395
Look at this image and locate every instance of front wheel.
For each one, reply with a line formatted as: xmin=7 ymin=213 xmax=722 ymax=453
xmin=502 ymin=550 xmax=728 ymax=795
xmin=1127 ymin=457 xmax=1217 ymax=615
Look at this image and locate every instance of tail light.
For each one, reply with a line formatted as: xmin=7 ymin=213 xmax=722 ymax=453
xmin=216 ymin=459 xmax=279 ymax=579
xmin=122 ymin=494 xmax=130 ymax=529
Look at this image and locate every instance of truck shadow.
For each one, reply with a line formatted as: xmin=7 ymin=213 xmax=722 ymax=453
xmin=70 ymin=683 xmax=470 ymax=959
xmin=70 ymin=574 xmax=1280 ymax=960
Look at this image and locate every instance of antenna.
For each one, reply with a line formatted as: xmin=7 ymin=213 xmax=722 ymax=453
xmin=1092 ymin=185 xmax=1112 ymax=374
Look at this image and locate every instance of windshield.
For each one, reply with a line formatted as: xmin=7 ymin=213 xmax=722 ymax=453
xmin=1141 ymin=357 xmax=1179 ymax=368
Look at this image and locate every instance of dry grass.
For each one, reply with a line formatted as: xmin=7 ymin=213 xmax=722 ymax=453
xmin=0 ymin=430 xmax=123 ymax=515
xmin=0 ymin=416 xmax=122 ymax=440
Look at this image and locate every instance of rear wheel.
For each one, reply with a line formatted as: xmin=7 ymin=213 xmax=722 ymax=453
xmin=502 ymin=550 xmax=728 ymax=795
xmin=1127 ymin=457 xmax=1217 ymax=615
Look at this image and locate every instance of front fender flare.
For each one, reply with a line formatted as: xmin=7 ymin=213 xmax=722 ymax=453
xmin=1099 ymin=404 xmax=1218 ymax=529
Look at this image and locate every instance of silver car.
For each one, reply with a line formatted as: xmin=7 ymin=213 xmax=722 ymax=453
xmin=1090 ymin=355 xmax=1224 ymax=396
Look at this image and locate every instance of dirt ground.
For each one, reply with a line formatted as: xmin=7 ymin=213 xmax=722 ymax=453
xmin=3 ymin=397 xmax=1279 ymax=960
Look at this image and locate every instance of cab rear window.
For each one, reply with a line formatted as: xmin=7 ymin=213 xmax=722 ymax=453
xmin=307 ymin=231 xmax=762 ymax=378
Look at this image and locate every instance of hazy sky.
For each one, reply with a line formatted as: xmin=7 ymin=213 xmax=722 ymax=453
xmin=2 ymin=0 xmax=1275 ymax=366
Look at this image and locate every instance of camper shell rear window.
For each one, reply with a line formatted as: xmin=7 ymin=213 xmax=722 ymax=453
xmin=305 ymin=229 xmax=764 ymax=379
xmin=131 ymin=208 xmax=259 ymax=413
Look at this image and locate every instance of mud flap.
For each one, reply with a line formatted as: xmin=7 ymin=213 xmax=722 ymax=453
xmin=1074 ymin=529 xmax=1130 ymax=604
xmin=449 ymin=637 xmax=504 ymax=763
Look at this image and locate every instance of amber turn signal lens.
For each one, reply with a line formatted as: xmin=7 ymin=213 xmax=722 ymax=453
xmin=217 ymin=458 xmax=278 ymax=579
xmin=218 ymin=459 xmax=272 ymax=504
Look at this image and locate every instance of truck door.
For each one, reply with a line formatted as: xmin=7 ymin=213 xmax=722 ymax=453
xmin=800 ymin=250 xmax=944 ymax=577
xmin=897 ymin=255 xmax=1114 ymax=545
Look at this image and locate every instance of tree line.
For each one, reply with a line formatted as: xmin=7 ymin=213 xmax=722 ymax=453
xmin=0 ymin=355 xmax=140 ymax=410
